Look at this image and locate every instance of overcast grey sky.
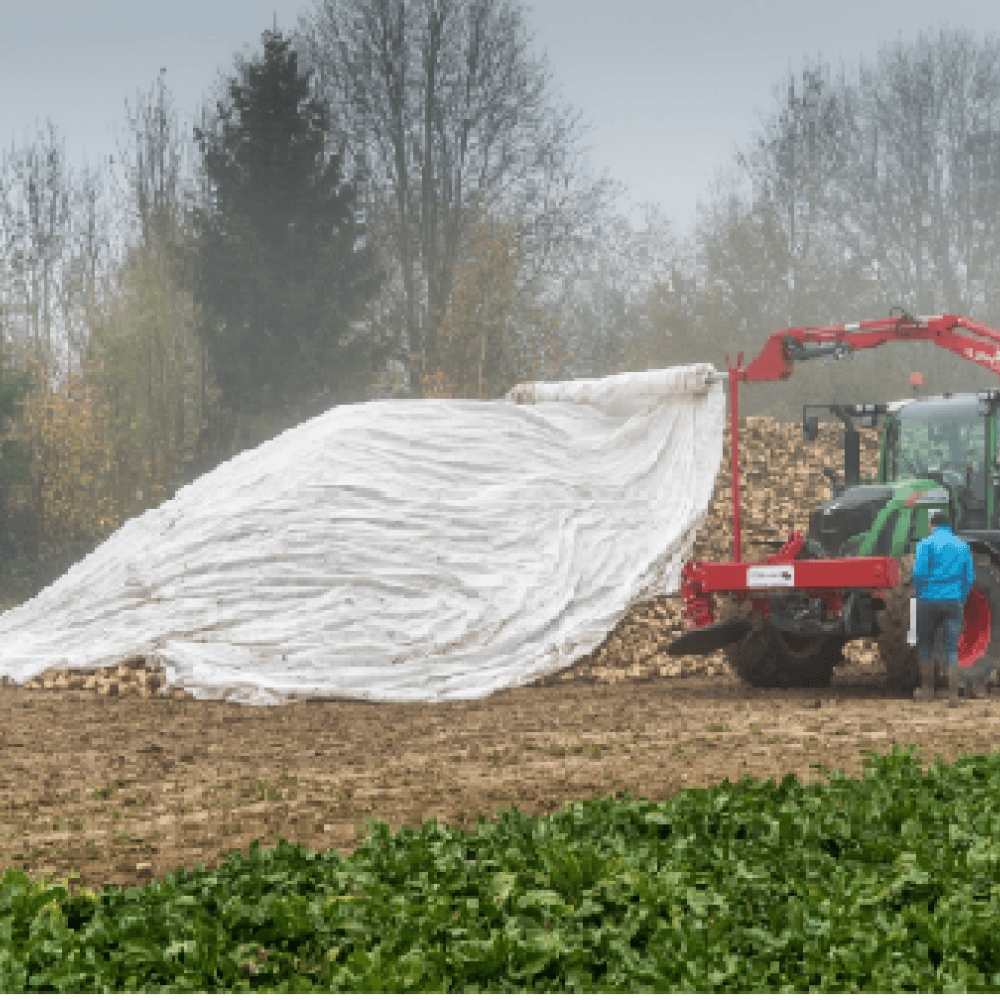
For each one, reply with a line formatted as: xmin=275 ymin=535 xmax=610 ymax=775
xmin=4 ymin=1 xmax=1000 ymax=234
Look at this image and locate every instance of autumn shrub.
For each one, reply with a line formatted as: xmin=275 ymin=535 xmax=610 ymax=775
xmin=423 ymin=214 xmax=570 ymax=399
xmin=10 ymin=355 xmax=121 ymax=565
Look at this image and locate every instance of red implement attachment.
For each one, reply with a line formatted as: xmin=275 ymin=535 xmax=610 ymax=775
xmin=676 ymin=313 xmax=1000 ymax=661
xmin=724 ymin=314 xmax=1000 ymax=567
xmin=680 ymin=529 xmax=899 ymax=630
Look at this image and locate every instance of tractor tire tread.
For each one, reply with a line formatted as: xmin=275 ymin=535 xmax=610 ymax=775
xmin=961 ymin=551 xmax=1000 ymax=688
xmin=879 ymin=553 xmax=919 ymax=693
xmin=720 ymin=594 xmax=843 ymax=688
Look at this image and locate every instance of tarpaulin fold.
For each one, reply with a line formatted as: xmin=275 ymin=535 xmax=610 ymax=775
xmin=0 ymin=363 xmax=724 ymax=704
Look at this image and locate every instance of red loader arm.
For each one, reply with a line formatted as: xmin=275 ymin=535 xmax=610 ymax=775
xmin=723 ymin=313 xmax=1000 ymax=563
xmin=740 ymin=312 xmax=1000 ymax=384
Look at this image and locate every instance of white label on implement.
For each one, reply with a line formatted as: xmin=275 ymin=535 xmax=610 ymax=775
xmin=746 ymin=565 xmax=795 ymax=588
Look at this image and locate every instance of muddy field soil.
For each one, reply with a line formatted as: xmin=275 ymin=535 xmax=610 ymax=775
xmin=1 ymin=416 xmax=993 ymax=893
xmin=1 ymin=658 xmax=998 ymax=894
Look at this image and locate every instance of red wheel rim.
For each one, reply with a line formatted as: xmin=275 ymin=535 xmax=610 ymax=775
xmin=958 ymin=587 xmax=991 ymax=669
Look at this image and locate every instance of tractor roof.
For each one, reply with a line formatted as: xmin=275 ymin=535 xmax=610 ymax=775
xmin=886 ymin=392 xmax=981 ymax=414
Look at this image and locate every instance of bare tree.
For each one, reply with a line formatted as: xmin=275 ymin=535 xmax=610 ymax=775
xmin=0 ymin=123 xmax=77 ymax=383
xmin=296 ymin=0 xmax=605 ymax=395
xmin=542 ymin=205 xmax=679 ymax=379
xmin=740 ymin=30 xmax=1000 ymax=330
xmin=124 ymin=68 xmax=193 ymax=253
xmin=81 ymin=70 xmax=223 ymax=508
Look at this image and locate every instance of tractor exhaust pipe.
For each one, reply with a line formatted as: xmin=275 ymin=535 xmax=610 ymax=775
xmin=845 ymin=427 xmax=860 ymax=487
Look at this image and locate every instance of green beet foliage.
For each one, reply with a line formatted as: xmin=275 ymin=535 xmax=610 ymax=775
xmin=3 ymin=744 xmax=1000 ymax=991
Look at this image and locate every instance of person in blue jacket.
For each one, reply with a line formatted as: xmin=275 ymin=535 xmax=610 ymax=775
xmin=912 ymin=507 xmax=975 ymax=705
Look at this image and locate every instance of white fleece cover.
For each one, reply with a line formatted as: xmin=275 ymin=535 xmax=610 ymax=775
xmin=0 ymin=364 xmax=724 ymax=705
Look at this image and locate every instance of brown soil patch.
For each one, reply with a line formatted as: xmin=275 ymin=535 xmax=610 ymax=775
xmin=2 ymin=656 xmax=998 ymax=894
xmin=2 ymin=416 xmax=990 ymax=893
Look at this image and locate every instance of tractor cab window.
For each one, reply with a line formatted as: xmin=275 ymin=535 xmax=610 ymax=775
xmin=890 ymin=397 xmax=987 ymax=528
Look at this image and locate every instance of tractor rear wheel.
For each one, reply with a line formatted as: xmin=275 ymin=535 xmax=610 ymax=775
xmin=878 ymin=554 xmax=919 ymax=693
xmin=772 ymin=632 xmax=844 ymax=687
xmin=957 ymin=551 xmax=1000 ymax=689
xmin=879 ymin=550 xmax=1000 ymax=694
xmin=720 ymin=595 xmax=843 ymax=688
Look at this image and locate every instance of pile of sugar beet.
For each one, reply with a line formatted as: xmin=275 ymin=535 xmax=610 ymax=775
xmin=540 ymin=417 xmax=885 ymax=688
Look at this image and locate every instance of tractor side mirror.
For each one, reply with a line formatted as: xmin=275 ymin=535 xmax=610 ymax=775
xmin=803 ymin=416 xmax=819 ymax=441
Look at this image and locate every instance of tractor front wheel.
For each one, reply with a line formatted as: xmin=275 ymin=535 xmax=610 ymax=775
xmin=958 ymin=551 xmax=1000 ymax=688
xmin=720 ymin=595 xmax=843 ymax=688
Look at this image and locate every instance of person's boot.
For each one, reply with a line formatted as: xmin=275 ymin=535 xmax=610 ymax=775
xmin=913 ymin=657 xmax=936 ymax=700
xmin=948 ymin=654 xmax=965 ymax=707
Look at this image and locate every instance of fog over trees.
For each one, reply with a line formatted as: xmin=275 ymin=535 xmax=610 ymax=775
xmin=193 ymin=29 xmax=382 ymax=454
xmin=293 ymin=0 xmax=616 ymax=398
xmin=4 ymin=15 xmax=1000 ymax=589
xmin=636 ymin=27 xmax=1000 ymax=418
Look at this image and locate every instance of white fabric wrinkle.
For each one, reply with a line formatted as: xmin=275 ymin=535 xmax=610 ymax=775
xmin=0 ymin=363 xmax=724 ymax=704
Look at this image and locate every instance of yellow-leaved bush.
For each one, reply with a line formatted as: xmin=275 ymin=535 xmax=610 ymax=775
xmin=422 ymin=214 xmax=570 ymax=400
xmin=12 ymin=354 xmax=121 ymax=559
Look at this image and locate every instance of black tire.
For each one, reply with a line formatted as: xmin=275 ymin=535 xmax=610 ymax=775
xmin=720 ymin=594 xmax=780 ymax=687
xmin=720 ymin=594 xmax=843 ymax=688
xmin=879 ymin=550 xmax=1000 ymax=693
xmin=959 ymin=551 xmax=1000 ymax=688
xmin=772 ymin=632 xmax=844 ymax=687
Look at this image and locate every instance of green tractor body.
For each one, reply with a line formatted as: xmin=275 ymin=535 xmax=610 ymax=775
xmin=724 ymin=391 xmax=1000 ymax=691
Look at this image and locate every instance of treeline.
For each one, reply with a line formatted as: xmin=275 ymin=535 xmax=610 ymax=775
xmin=628 ymin=28 xmax=1000 ymax=419
xmin=2 ymin=15 xmax=1000 ymax=603
xmin=0 ymin=0 xmax=622 ymax=599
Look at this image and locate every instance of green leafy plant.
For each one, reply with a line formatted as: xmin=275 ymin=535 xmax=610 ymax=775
xmin=2 ymin=746 xmax=1000 ymax=990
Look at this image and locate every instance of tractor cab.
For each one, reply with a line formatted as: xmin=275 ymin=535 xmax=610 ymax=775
xmin=803 ymin=391 xmax=1000 ymax=558
xmin=880 ymin=393 xmax=996 ymax=531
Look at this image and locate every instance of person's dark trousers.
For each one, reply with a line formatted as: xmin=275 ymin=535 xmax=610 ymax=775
xmin=916 ymin=598 xmax=964 ymax=704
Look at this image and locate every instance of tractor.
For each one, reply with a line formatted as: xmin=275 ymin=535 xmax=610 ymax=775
xmin=668 ymin=311 xmax=1000 ymax=695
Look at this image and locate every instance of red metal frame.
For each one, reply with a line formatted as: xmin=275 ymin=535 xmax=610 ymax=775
xmin=727 ymin=355 xmax=744 ymax=562
xmin=741 ymin=314 xmax=1000 ymax=385
xmin=681 ymin=559 xmax=899 ymax=628
xmin=689 ymin=315 xmax=1000 ymax=632
xmin=681 ymin=531 xmax=899 ymax=629
xmin=685 ymin=554 xmax=899 ymax=594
